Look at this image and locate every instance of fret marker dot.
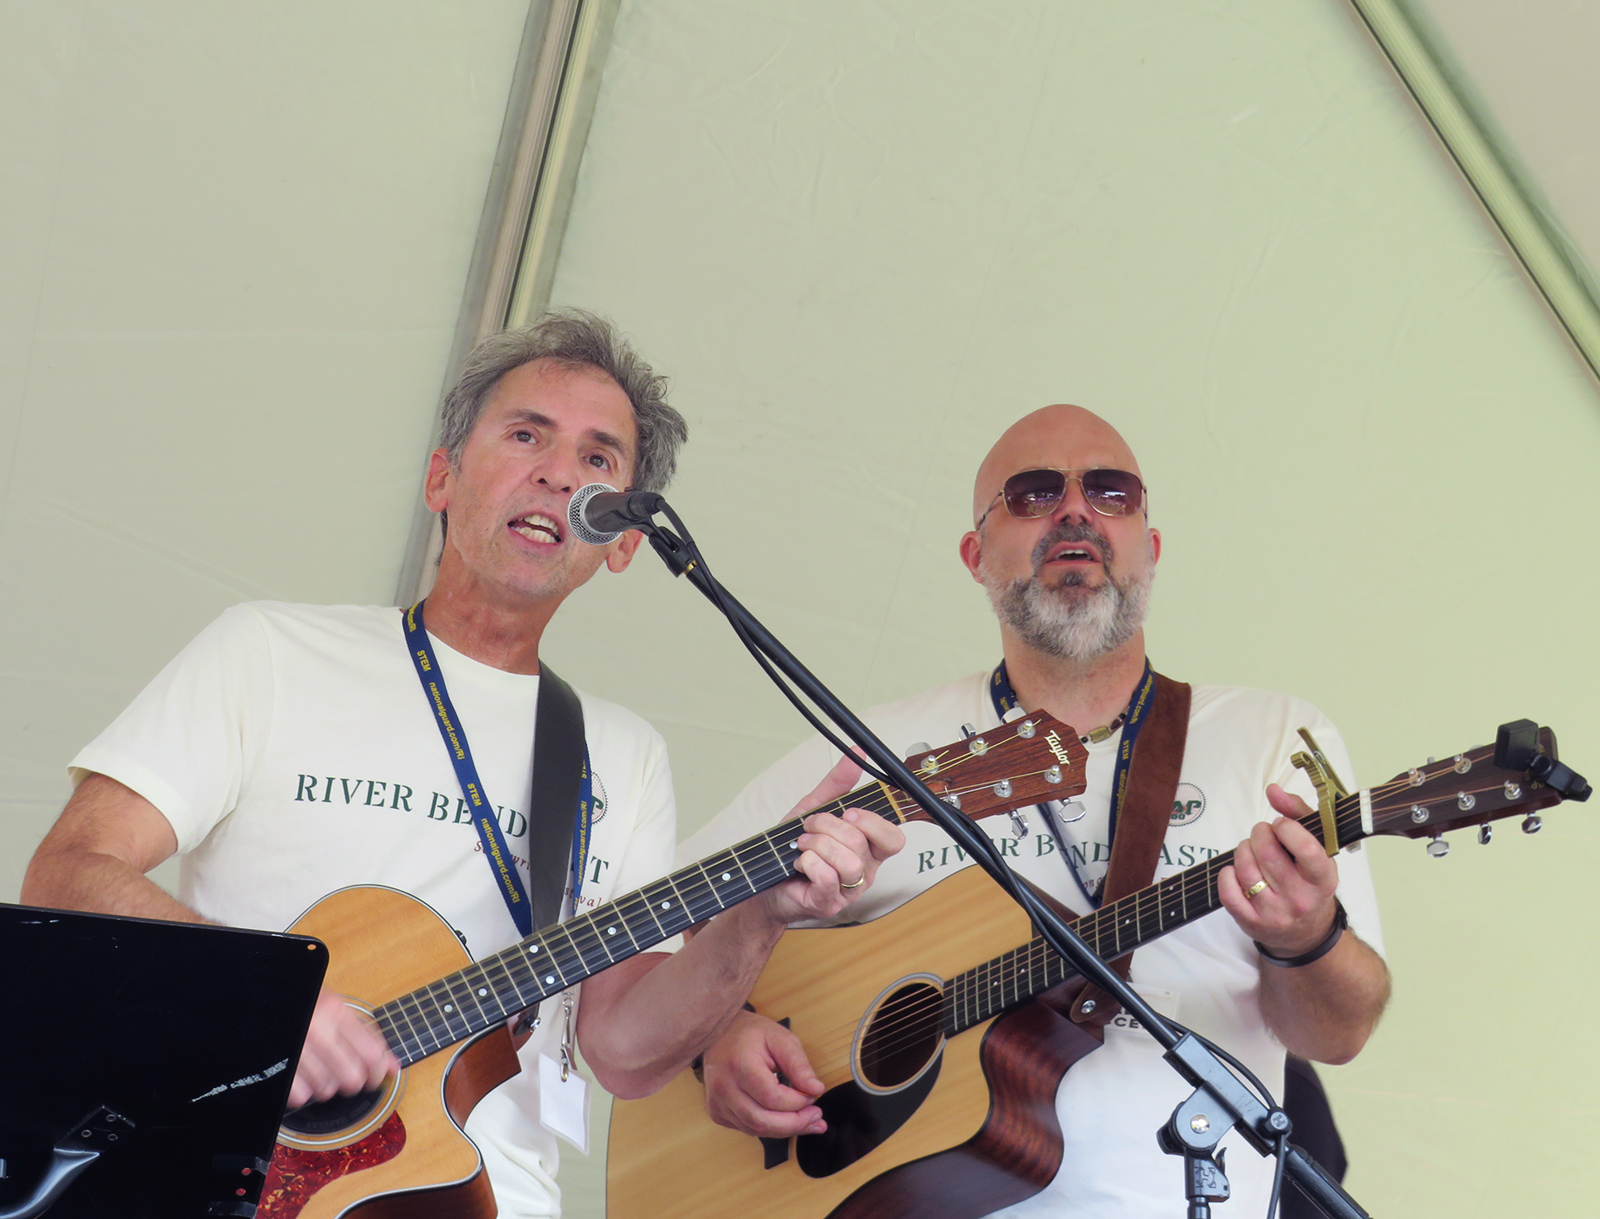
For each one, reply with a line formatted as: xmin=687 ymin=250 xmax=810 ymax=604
xmin=444 ymin=1004 xmax=453 ymax=1013
xmin=721 ymin=873 xmax=732 ymax=882
xmin=529 ymin=945 xmax=540 ymax=954
xmin=790 ymin=841 xmax=799 ymax=849
xmin=478 ymin=988 xmax=488 ymax=997
xmin=545 ymin=975 xmax=555 ymax=984
xmin=607 ymin=927 xmax=617 ymax=935
xmin=661 ymin=901 xmax=672 ymax=910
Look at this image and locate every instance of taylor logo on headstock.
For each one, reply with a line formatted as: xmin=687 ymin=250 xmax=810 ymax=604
xmin=1043 ymin=730 xmax=1075 ymax=768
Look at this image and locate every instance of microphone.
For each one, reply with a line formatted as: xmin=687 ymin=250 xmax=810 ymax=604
xmin=566 ymin=483 xmax=664 ymax=545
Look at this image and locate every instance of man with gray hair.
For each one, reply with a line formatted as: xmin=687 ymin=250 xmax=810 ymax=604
xmin=23 ymin=310 xmax=902 ymax=1217
xmin=677 ymin=403 xmax=1389 ymax=1219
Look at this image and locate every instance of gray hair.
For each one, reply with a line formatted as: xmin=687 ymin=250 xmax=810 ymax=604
xmin=439 ymin=309 xmax=687 ymax=493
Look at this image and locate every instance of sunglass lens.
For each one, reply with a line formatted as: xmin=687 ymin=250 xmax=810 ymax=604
xmin=1081 ymin=469 xmax=1142 ymax=515
xmin=1002 ymin=469 xmax=1069 ymax=518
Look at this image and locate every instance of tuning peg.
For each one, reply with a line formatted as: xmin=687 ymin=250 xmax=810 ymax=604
xmin=1008 ymin=809 xmax=1029 ymax=839
xmin=1426 ymin=835 xmax=1450 ymax=858
xmin=960 ymin=723 xmax=978 ymax=739
xmin=1478 ymin=825 xmax=1493 ymax=845
xmin=904 ymin=742 xmax=930 ymax=760
xmin=1522 ymin=814 xmax=1543 ymax=834
xmin=1055 ymin=799 xmax=1087 ymax=824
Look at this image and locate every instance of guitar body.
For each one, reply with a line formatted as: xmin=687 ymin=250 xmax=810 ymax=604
xmin=260 ymin=887 xmax=521 ymax=1219
xmin=608 ymin=867 xmax=1102 ymax=1219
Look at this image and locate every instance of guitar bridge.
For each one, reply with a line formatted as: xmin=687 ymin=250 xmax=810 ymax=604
xmin=760 ymin=1135 xmax=790 ymax=1169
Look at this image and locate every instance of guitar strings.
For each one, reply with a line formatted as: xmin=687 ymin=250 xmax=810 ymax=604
xmin=765 ymin=766 xmax=1517 ymax=1071
xmin=373 ymin=744 xmax=1068 ymax=1062
xmin=384 ymin=758 xmax=1429 ymax=1070
xmin=398 ymin=757 xmax=1476 ymax=1069
xmin=801 ymin=768 xmax=1506 ymax=1069
xmin=384 ymin=747 xmax=1509 ymax=1067
xmin=800 ymin=778 xmax=1512 ymax=1074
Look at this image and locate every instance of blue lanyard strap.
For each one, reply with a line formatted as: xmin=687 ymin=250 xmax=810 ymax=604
xmin=403 ymin=601 xmax=590 ymax=937
xmin=989 ymin=657 xmax=1156 ymax=909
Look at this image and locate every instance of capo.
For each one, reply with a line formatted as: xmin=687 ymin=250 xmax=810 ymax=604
xmin=1290 ymin=728 xmax=1348 ymax=856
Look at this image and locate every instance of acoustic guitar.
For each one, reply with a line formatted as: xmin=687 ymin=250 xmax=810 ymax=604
xmin=607 ymin=719 xmax=1590 ymax=1219
xmin=255 ymin=712 xmax=1088 ymax=1218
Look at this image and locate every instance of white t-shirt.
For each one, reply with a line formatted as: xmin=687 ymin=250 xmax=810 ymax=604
xmin=71 ymin=602 xmax=680 ymax=1219
xmin=679 ymin=671 xmax=1385 ymax=1219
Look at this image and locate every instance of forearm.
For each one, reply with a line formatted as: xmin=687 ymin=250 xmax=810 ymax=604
xmin=1259 ymin=932 xmax=1390 ymax=1064
xmin=577 ymin=900 xmax=786 ymax=1099
xmin=22 ymin=846 xmax=205 ymax=923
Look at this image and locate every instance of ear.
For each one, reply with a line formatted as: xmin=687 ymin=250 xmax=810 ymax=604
xmin=958 ymin=529 xmax=985 ymax=584
xmin=1148 ymin=526 xmax=1161 ymax=564
xmin=423 ymin=448 xmax=454 ymax=514
xmin=605 ymin=528 xmax=645 ymax=574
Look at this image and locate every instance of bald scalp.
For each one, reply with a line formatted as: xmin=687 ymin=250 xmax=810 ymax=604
xmin=971 ymin=405 xmax=1143 ymax=525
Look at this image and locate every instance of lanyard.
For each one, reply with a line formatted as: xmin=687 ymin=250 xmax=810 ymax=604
xmin=988 ymin=657 xmax=1156 ymax=909
xmin=402 ymin=602 xmax=592 ymax=936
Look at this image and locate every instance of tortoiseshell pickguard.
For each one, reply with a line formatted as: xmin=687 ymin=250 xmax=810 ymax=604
xmin=260 ymin=1112 xmax=407 ymax=1219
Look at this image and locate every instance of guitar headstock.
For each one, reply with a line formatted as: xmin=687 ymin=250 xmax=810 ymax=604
xmin=894 ymin=711 xmax=1089 ymax=827
xmin=1366 ymin=721 xmax=1590 ymax=847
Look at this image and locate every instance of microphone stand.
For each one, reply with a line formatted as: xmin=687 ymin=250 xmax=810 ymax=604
xmin=632 ymin=507 xmax=1371 ymax=1219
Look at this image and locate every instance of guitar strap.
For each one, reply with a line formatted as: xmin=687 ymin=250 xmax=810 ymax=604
xmin=1065 ymin=671 xmax=1191 ymax=1028
xmin=528 ymin=664 xmax=588 ymax=935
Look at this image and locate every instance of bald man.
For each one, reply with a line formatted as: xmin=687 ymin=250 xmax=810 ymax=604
xmin=675 ymin=406 xmax=1389 ymax=1218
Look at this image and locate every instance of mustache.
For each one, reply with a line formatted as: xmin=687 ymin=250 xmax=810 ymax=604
xmin=1030 ymin=521 xmax=1113 ymax=570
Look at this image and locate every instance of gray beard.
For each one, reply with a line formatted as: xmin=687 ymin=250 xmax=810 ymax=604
xmin=980 ymin=524 xmax=1153 ymax=662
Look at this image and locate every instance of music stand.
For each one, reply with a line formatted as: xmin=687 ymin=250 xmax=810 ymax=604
xmin=0 ymin=903 xmax=325 ymax=1218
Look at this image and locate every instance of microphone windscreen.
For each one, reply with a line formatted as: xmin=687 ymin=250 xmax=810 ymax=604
xmin=567 ymin=482 xmax=622 ymax=546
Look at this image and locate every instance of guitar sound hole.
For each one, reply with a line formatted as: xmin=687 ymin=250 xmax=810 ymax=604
xmin=858 ymin=980 xmax=943 ymax=1091
xmin=281 ymin=1088 xmax=385 ymax=1136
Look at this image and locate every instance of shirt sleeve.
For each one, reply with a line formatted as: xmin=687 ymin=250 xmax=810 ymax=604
xmin=68 ymin=604 xmax=274 ymax=855
xmin=1268 ymin=709 xmax=1386 ymax=959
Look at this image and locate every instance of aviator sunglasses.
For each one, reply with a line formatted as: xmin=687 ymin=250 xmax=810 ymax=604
xmin=976 ymin=467 xmax=1146 ymax=528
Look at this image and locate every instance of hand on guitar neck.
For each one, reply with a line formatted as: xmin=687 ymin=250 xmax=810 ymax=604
xmin=740 ymin=755 xmax=901 ymax=929
xmin=1218 ymin=785 xmax=1343 ymax=957
xmin=1218 ymin=784 xmax=1390 ymax=1064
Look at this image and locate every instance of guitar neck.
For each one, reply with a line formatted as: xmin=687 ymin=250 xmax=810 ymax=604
xmin=374 ymin=783 xmax=908 ymax=1067
xmin=943 ymin=792 xmax=1369 ymax=1035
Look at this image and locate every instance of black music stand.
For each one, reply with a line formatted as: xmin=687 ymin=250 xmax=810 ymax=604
xmin=0 ymin=903 xmax=326 ymax=1218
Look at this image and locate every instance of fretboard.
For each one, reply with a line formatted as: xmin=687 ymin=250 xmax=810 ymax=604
xmin=941 ymin=792 xmax=1368 ymax=1035
xmin=374 ymin=782 xmax=909 ymax=1067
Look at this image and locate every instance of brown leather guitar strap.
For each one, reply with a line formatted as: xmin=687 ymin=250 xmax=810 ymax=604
xmin=1066 ymin=671 xmax=1191 ymax=1028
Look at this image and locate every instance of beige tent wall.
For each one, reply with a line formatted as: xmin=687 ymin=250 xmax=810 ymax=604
xmin=536 ymin=1 xmax=1600 ymax=1215
xmin=0 ymin=1 xmax=531 ymax=895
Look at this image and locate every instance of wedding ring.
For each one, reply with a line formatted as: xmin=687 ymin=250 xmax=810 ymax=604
xmin=840 ymin=875 xmax=866 ymax=890
xmin=1245 ymin=879 xmax=1270 ymax=899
